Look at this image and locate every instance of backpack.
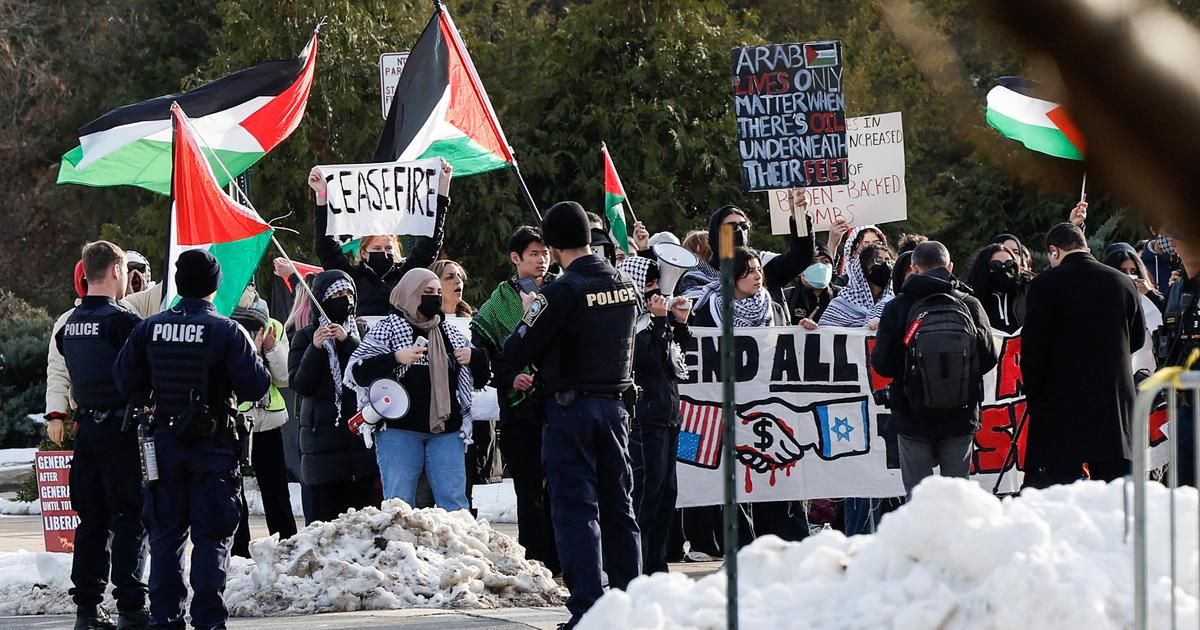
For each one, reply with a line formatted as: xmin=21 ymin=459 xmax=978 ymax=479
xmin=902 ymin=292 xmax=980 ymax=412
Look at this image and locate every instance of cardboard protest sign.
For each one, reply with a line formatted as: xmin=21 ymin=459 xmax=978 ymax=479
xmin=732 ymin=41 xmax=848 ymax=192
xmin=769 ymin=112 xmax=907 ymax=234
xmin=675 ymin=327 xmax=1033 ymax=505
xmin=379 ymin=52 xmax=410 ymax=119
xmin=36 ymin=451 xmax=78 ymax=553
xmin=319 ymin=157 xmax=444 ymax=238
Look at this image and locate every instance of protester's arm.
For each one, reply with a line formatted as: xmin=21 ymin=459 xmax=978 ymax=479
xmin=467 ymin=342 xmax=491 ymax=388
xmin=969 ymin=297 xmax=999 ymax=375
xmin=763 ymin=215 xmax=812 ymax=296
xmin=123 ymin=284 xmax=163 ymax=318
xmin=45 ymin=313 xmax=72 ymax=417
xmin=869 ymin=301 xmax=903 ymax=378
xmin=470 ymin=330 xmax=510 ymax=391
xmin=288 ymin=328 xmax=326 ymax=397
xmin=309 ymin=169 xmax=352 ymax=272
xmin=397 ymin=194 xmax=449 ymax=276
xmin=352 ymin=354 xmax=401 ymax=383
xmin=262 ymin=324 xmax=290 ymax=388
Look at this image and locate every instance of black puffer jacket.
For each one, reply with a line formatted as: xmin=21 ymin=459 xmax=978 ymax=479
xmin=287 ymin=270 xmax=377 ymax=486
xmin=313 ymin=196 xmax=449 ymax=316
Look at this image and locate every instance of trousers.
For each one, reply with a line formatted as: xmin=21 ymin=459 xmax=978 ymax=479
xmin=897 ymin=433 xmax=974 ymax=499
xmin=630 ymin=422 xmax=679 ymax=574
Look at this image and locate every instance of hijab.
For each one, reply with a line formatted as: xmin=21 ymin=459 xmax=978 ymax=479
xmin=389 ymin=268 xmax=453 ymax=434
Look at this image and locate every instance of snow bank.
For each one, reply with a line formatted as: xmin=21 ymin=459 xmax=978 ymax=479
xmin=0 ymin=448 xmax=37 ymax=467
xmin=242 ymin=478 xmax=303 ymax=517
xmin=224 ymin=499 xmax=562 ymax=616
xmin=473 ymin=479 xmax=518 ymax=523
xmin=0 ymin=496 xmax=40 ymax=515
xmin=580 ymin=477 xmax=1199 ymax=630
xmin=0 ymin=550 xmax=75 ymax=615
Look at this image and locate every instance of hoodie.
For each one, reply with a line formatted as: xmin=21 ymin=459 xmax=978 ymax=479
xmin=675 ymin=205 xmax=808 ymax=303
xmin=869 ymin=268 xmax=997 ymax=439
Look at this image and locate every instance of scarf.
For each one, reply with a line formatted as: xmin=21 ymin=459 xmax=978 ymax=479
xmin=390 ymin=268 xmax=453 ymax=433
xmin=678 ymin=260 xmax=719 ymax=299
xmin=697 ymin=280 xmax=773 ymax=328
xmin=820 ymin=256 xmax=893 ymax=327
xmin=318 ymin=278 xmax=357 ymax=414
xmin=839 ymin=225 xmax=884 ymax=275
xmin=616 ymin=256 xmax=655 ymax=316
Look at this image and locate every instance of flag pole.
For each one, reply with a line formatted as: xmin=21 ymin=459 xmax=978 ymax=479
xmin=174 ymin=105 xmax=329 ymax=322
xmin=1080 ymin=171 xmax=1088 ymax=202
xmin=510 ymin=160 xmax=543 ymax=223
xmin=602 ymin=142 xmax=638 ymax=224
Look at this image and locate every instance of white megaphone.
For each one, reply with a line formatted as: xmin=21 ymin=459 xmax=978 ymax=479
xmin=347 ymin=378 xmax=409 ymax=448
xmin=651 ymin=242 xmax=699 ymax=298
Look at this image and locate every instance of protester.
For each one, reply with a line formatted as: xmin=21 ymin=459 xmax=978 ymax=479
xmin=288 ymin=270 xmax=378 ymax=523
xmin=834 ymin=225 xmax=888 ymax=285
xmin=896 ymin=233 xmax=928 ymax=254
xmin=1157 ymin=233 xmax=1200 ymax=486
xmin=675 ymin=205 xmax=808 ymax=304
xmin=56 ymin=242 xmax=147 ymax=630
xmin=1104 ymin=247 xmax=1165 ymax=373
xmin=469 ymin=226 xmax=560 ymax=573
xmin=964 ymin=243 xmax=1026 ymax=334
xmin=682 ymin=230 xmax=712 ymax=263
xmin=308 ymin=163 xmax=453 ymax=315
xmin=871 ymin=242 xmax=997 ymax=498
xmin=785 ymin=217 xmax=838 ymax=326
xmin=114 ymin=249 xmax=271 ymax=630
xmin=892 ymin=250 xmax=915 ymax=296
xmin=347 ymin=267 xmax=489 ymax=511
xmin=617 ymin=256 xmax=693 ymax=575
xmin=1142 ymin=224 xmax=1179 ymax=290
xmin=124 ymin=250 xmax=152 ymax=295
xmin=431 ymin=259 xmax=475 ymax=318
xmin=44 ymin=260 xmax=88 ymax=438
xmin=819 ymin=243 xmax=895 ymax=330
xmin=230 ymin=293 xmax=297 ymax=557
xmin=1023 ymin=223 xmax=1146 ymax=487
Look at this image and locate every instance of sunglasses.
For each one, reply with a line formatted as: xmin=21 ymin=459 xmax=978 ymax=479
xmin=727 ymin=221 xmax=752 ymax=232
xmin=989 ymin=259 xmax=1017 ymax=272
xmin=127 ymin=262 xmax=148 ymax=273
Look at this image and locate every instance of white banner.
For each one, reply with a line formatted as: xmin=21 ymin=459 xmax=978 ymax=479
xmin=769 ymin=111 xmax=906 ymax=234
xmin=319 ymin=157 xmax=444 ymax=238
xmin=676 ymin=326 xmax=1025 ymax=506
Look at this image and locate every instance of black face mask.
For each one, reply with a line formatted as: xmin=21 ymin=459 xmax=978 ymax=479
xmin=733 ymin=228 xmax=747 ymax=248
xmin=866 ymin=262 xmax=893 ymax=288
xmin=989 ymin=267 xmax=1016 ymax=292
xmin=323 ymin=295 xmax=354 ymax=323
xmin=366 ymin=251 xmax=394 ymax=276
xmin=418 ymin=294 xmax=443 ymax=319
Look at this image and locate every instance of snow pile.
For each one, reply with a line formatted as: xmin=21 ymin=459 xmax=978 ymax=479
xmin=224 ymin=499 xmax=562 ymax=616
xmin=0 ymin=496 xmax=40 ymax=515
xmin=242 ymin=478 xmax=303 ymax=517
xmin=473 ymin=479 xmax=518 ymax=523
xmin=0 ymin=448 xmax=37 ymax=467
xmin=580 ymin=477 xmax=1198 ymax=630
xmin=0 ymin=550 xmax=75 ymax=615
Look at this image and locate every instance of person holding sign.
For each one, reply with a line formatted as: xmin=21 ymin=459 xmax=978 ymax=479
xmin=308 ymin=162 xmax=454 ymax=316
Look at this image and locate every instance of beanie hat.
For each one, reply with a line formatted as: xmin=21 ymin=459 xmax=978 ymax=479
xmin=231 ymin=304 xmax=270 ymax=331
xmin=73 ymin=260 xmax=87 ymax=298
xmin=541 ymin=202 xmax=591 ymax=249
xmin=175 ymin=249 xmax=222 ymax=298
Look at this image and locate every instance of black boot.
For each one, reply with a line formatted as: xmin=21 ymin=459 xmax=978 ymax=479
xmin=74 ymin=605 xmax=116 ymax=630
xmin=116 ymin=609 xmax=150 ymax=630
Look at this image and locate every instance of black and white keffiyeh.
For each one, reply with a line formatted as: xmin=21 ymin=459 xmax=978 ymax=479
xmin=318 ymin=278 xmax=358 ymax=414
xmin=696 ymin=281 xmax=773 ymax=328
xmin=820 ymin=256 xmax=893 ymax=327
xmin=345 ymin=314 xmax=475 ymax=424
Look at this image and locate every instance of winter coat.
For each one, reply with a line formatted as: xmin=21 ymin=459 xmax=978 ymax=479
xmin=240 ymin=317 xmax=291 ymax=434
xmin=287 ymin=271 xmax=377 ymax=486
xmin=632 ymin=314 xmax=693 ymax=427
xmin=870 ymin=268 xmax=998 ymax=439
xmin=1022 ymin=252 xmax=1146 ymax=466
xmin=313 ymin=196 xmax=449 ymax=316
xmin=979 ymin=285 xmax=1027 ymax=334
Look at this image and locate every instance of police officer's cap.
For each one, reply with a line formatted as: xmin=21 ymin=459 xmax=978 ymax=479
xmin=541 ymin=201 xmax=592 ymax=249
xmin=175 ymin=249 xmax=222 ymax=298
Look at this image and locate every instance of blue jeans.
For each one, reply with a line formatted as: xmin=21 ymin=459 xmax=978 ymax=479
xmin=375 ymin=428 xmax=468 ymax=511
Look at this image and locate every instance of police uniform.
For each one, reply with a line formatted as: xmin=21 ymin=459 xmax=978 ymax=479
xmin=113 ymin=250 xmax=270 ymax=630
xmin=1157 ymin=273 xmax=1200 ymax=486
xmin=56 ymin=295 xmax=146 ymax=629
xmin=502 ymin=202 xmax=641 ymax=627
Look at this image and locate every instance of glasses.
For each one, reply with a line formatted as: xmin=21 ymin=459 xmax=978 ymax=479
xmin=127 ymin=262 xmax=148 ymax=273
xmin=727 ymin=221 xmax=751 ymax=232
xmin=989 ymin=259 xmax=1017 ymax=272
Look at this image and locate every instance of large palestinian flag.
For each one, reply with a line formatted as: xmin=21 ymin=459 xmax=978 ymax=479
xmin=58 ymin=31 xmax=319 ymax=195
xmin=163 ymin=104 xmax=272 ymax=315
xmin=986 ymin=77 xmax=1085 ymax=161
xmin=373 ymin=4 xmax=514 ymax=175
xmin=602 ymin=144 xmax=632 ymax=254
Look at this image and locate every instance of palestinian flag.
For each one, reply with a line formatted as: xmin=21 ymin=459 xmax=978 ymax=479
xmin=58 ymin=31 xmax=319 ymax=195
xmin=986 ymin=77 xmax=1085 ymax=161
xmin=373 ymin=4 xmax=514 ymax=176
xmin=163 ymin=104 xmax=272 ymax=315
xmin=601 ymin=144 xmax=631 ymax=254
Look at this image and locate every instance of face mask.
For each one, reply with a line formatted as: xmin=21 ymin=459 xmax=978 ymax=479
xmin=989 ymin=267 xmax=1015 ymax=291
xmin=323 ymin=295 xmax=354 ymax=323
xmin=366 ymin=251 xmax=394 ymax=276
xmin=418 ymin=293 xmax=443 ymax=318
xmin=733 ymin=228 xmax=747 ymax=248
xmin=801 ymin=263 xmax=833 ymax=290
xmin=866 ymin=262 xmax=892 ymax=288
xmin=1155 ymin=234 xmax=1178 ymax=257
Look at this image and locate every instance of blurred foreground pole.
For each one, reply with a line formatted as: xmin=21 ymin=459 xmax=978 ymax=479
xmin=719 ymin=223 xmax=738 ymax=630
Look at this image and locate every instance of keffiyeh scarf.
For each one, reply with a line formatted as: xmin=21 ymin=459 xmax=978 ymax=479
xmin=820 ymin=257 xmax=893 ymax=327
xmin=698 ymin=280 xmax=773 ymax=328
xmin=318 ymin=278 xmax=358 ymax=414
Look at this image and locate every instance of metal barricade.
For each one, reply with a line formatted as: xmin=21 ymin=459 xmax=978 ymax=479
xmin=1131 ymin=364 xmax=1200 ymax=630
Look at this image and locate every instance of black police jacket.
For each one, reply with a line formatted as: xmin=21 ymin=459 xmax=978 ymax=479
xmin=57 ymin=296 xmax=141 ymax=411
xmin=870 ymin=268 xmax=997 ymax=440
xmin=503 ymin=254 xmax=636 ymax=394
xmin=114 ymin=297 xmax=270 ymax=417
xmin=313 ymin=196 xmax=448 ymax=316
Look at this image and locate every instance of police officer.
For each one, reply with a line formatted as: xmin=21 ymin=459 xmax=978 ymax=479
xmin=114 ymin=250 xmax=270 ymax=630
xmin=56 ymin=241 xmax=147 ymax=630
xmin=503 ymin=201 xmax=641 ymax=628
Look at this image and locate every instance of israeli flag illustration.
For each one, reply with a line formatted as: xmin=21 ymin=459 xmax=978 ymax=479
xmin=813 ymin=397 xmax=870 ymax=459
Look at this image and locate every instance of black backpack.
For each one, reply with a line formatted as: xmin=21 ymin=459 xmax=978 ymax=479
xmin=902 ymin=292 xmax=981 ymax=412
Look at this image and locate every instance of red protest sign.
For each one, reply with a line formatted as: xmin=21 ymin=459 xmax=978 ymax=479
xmin=35 ymin=451 xmax=78 ymax=553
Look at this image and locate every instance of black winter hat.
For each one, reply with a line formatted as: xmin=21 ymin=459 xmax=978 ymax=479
xmin=175 ymin=249 xmax=222 ymax=298
xmin=541 ymin=201 xmax=592 ymax=249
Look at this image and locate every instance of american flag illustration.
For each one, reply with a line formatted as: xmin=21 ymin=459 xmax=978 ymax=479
xmin=677 ymin=399 xmax=724 ymax=469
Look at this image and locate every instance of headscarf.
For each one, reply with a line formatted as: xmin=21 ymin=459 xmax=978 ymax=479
xmin=820 ymin=254 xmax=893 ymax=327
xmin=318 ymin=277 xmax=358 ymax=414
xmin=389 ymin=268 xmax=453 ymax=434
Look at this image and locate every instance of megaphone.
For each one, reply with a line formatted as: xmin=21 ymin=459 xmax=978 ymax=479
xmin=651 ymin=242 xmax=699 ymax=298
xmin=347 ymin=378 xmax=409 ymax=448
